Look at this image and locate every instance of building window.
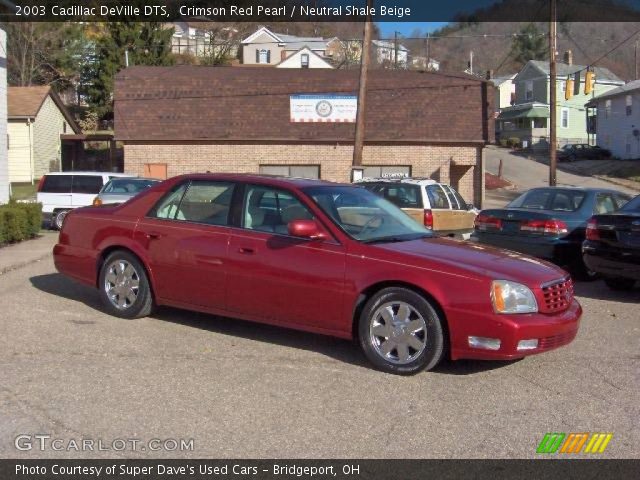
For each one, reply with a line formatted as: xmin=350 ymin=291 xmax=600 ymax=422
xmin=300 ymin=53 xmax=309 ymax=68
xmin=605 ymin=100 xmax=612 ymax=119
xmin=362 ymin=165 xmax=411 ymax=179
xmin=259 ymin=165 xmax=320 ymax=179
xmin=561 ymin=108 xmax=569 ymax=128
xmin=533 ymin=118 xmax=547 ymax=129
xmin=525 ymin=80 xmax=533 ymax=101
xmin=626 ymin=95 xmax=633 ymax=116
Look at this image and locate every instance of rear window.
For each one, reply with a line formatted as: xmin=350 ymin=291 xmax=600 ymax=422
xmin=426 ymin=185 xmax=450 ymax=209
xmin=41 ymin=175 xmax=73 ymax=193
xmin=103 ymin=179 xmax=157 ymax=194
xmin=508 ymin=189 xmax=586 ymax=212
xmin=378 ymin=184 xmax=422 ymax=209
xmin=621 ymin=195 xmax=640 ymax=213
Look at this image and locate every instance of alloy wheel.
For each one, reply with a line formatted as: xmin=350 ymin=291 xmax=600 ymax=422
xmin=369 ymin=301 xmax=427 ymax=365
xmin=103 ymin=259 xmax=140 ymax=310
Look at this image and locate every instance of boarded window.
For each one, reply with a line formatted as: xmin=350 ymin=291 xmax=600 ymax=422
xmin=259 ymin=165 xmax=320 ymax=179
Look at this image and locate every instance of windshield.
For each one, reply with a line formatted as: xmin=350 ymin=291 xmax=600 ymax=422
xmin=102 ymin=179 xmax=158 ymax=194
xmin=303 ymin=185 xmax=431 ymax=243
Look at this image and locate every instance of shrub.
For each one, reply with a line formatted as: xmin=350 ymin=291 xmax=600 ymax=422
xmin=507 ymin=137 xmax=521 ymax=149
xmin=0 ymin=201 xmax=42 ymax=245
xmin=499 ymin=138 xmax=509 ymax=148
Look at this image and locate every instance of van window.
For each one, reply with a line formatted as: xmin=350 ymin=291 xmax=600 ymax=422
xmin=73 ymin=176 xmax=104 ymax=194
xmin=426 ymin=185 xmax=450 ymax=209
xmin=41 ymin=175 xmax=72 ymax=193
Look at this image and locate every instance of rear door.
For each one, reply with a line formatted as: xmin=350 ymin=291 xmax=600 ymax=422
xmin=71 ymin=175 xmax=105 ymax=207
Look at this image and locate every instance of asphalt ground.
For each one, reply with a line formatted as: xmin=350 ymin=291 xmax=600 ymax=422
xmin=0 ymin=253 xmax=638 ymax=459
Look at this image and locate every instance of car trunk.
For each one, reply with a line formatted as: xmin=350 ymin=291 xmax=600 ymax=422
xmin=476 ymin=208 xmax=582 ymax=239
xmin=591 ymin=213 xmax=640 ymax=249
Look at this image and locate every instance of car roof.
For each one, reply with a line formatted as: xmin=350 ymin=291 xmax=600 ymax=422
xmin=358 ymin=177 xmax=439 ymax=186
xmin=523 ymin=186 xmax=622 ymax=194
xmin=173 ymin=173 xmax=341 ymax=189
xmin=43 ymin=171 xmax=136 ymax=177
xmin=106 ymin=177 xmax=159 ymax=182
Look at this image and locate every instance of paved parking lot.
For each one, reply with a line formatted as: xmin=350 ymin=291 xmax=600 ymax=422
xmin=0 ymin=241 xmax=638 ymax=459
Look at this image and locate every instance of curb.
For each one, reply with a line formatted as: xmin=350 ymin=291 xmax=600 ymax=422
xmin=0 ymin=252 xmax=52 ymax=276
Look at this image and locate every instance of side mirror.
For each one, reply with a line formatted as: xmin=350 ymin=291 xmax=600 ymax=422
xmin=288 ymin=219 xmax=326 ymax=240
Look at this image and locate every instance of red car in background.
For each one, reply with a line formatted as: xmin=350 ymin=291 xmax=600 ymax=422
xmin=54 ymin=174 xmax=581 ymax=375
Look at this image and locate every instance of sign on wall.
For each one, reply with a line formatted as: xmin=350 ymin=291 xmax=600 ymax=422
xmin=290 ymin=94 xmax=358 ymax=123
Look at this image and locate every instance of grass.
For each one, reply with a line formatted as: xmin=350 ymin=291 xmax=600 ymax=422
xmin=10 ymin=183 xmax=37 ymax=201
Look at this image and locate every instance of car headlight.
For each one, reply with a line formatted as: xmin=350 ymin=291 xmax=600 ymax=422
xmin=491 ymin=280 xmax=538 ymax=314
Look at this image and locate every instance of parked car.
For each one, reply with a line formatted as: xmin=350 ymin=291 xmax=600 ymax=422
xmin=37 ymin=172 xmax=136 ymax=230
xmin=558 ymin=144 xmax=612 ymax=162
xmin=93 ymin=178 xmax=161 ymax=207
xmin=54 ymin=174 xmax=581 ymax=375
xmin=583 ymin=194 xmax=640 ymax=291
xmin=472 ymin=187 xmax=631 ymax=279
xmin=357 ymin=178 xmax=478 ymax=239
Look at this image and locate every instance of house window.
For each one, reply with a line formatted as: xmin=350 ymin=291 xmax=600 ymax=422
xmin=561 ymin=108 xmax=569 ymax=128
xmin=525 ymin=80 xmax=533 ymax=101
xmin=362 ymin=165 xmax=411 ymax=179
xmin=259 ymin=165 xmax=320 ymax=179
xmin=533 ymin=118 xmax=547 ymax=129
xmin=605 ymin=100 xmax=612 ymax=119
xmin=300 ymin=53 xmax=309 ymax=68
xmin=626 ymin=95 xmax=633 ymax=116
xmin=257 ymin=49 xmax=270 ymax=64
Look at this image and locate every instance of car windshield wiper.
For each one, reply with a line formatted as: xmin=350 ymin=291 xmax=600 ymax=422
xmin=361 ymin=234 xmax=431 ymax=244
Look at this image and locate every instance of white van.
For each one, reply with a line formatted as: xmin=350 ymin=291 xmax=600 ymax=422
xmin=37 ymin=172 xmax=135 ymax=229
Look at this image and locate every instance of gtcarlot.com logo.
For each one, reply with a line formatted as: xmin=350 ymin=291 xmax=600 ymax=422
xmin=15 ymin=434 xmax=194 ymax=452
xmin=537 ymin=432 xmax=613 ymax=454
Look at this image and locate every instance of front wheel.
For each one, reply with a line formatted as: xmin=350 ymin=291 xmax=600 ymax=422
xmin=99 ymin=251 xmax=154 ymax=319
xmin=358 ymin=287 xmax=445 ymax=375
xmin=604 ymin=277 xmax=636 ymax=291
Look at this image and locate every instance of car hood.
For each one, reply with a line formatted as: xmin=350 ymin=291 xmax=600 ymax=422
xmin=371 ymin=237 xmax=568 ymax=285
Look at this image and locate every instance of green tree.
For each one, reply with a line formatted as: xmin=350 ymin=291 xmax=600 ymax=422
xmin=85 ymin=22 xmax=174 ymax=119
xmin=511 ymin=23 xmax=548 ymax=66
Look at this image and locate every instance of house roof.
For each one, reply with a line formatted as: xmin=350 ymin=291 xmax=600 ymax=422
xmin=587 ymin=79 xmax=640 ymax=104
xmin=7 ymin=86 xmax=80 ymax=133
xmin=274 ymin=47 xmax=334 ymax=69
xmin=524 ymin=60 xmax=623 ymax=84
xmin=114 ymin=66 xmax=493 ymax=144
xmin=372 ymin=40 xmax=409 ymax=52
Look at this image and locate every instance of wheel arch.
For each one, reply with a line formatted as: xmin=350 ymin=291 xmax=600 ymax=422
xmin=351 ymin=280 xmax=451 ymax=352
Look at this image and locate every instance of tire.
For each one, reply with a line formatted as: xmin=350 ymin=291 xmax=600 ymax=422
xmin=572 ymin=258 xmax=599 ymax=282
xmin=604 ymin=277 xmax=636 ymax=291
xmin=358 ymin=287 xmax=445 ymax=375
xmin=98 ymin=250 xmax=154 ymax=319
xmin=53 ymin=209 xmax=70 ymax=230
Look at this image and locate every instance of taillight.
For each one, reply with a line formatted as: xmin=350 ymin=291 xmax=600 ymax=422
xmin=423 ymin=209 xmax=433 ymax=229
xmin=36 ymin=176 xmax=45 ymax=192
xmin=520 ymin=219 xmax=568 ymax=236
xmin=475 ymin=213 xmax=502 ymax=231
xmin=586 ymin=218 xmax=600 ymax=240
xmin=92 ymin=197 xmax=102 ymax=207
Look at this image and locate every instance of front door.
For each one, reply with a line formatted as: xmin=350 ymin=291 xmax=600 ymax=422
xmin=135 ymin=180 xmax=235 ymax=310
xmin=226 ymin=184 xmax=346 ymax=332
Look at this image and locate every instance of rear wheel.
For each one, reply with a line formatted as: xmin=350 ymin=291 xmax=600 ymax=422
xmin=358 ymin=287 xmax=445 ymax=375
xmin=99 ymin=251 xmax=154 ymax=319
xmin=53 ymin=209 xmax=70 ymax=230
xmin=604 ymin=277 xmax=636 ymax=291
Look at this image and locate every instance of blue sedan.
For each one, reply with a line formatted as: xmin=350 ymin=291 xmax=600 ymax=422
xmin=472 ymin=187 xmax=631 ymax=279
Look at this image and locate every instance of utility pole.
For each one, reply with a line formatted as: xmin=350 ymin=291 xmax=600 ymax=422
xmin=125 ymin=48 xmax=130 ymax=67
xmin=549 ymin=0 xmax=558 ymax=187
xmin=352 ymin=0 xmax=373 ymax=169
xmin=394 ymin=31 xmax=399 ymax=69
xmin=426 ymin=32 xmax=431 ymax=70
xmin=635 ymin=38 xmax=638 ymax=80
xmin=469 ymin=51 xmax=474 ymax=75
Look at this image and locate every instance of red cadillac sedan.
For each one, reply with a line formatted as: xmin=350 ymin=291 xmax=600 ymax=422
xmin=54 ymin=174 xmax=581 ymax=375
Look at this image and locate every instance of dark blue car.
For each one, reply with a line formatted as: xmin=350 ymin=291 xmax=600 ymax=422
xmin=472 ymin=187 xmax=631 ymax=279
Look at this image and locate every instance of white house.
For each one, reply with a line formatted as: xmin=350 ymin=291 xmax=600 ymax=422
xmin=490 ymin=74 xmax=516 ymax=110
xmin=587 ymin=79 xmax=640 ymax=159
xmin=372 ymin=40 xmax=409 ymax=67
xmin=241 ymin=27 xmax=332 ymax=66
xmin=0 ymin=28 xmax=8 ymax=203
xmin=275 ymin=47 xmax=334 ymax=69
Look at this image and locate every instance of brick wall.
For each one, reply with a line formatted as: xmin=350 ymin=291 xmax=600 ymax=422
xmin=124 ymin=143 xmax=483 ymax=206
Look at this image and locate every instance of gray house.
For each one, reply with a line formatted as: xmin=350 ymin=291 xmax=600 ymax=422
xmin=497 ymin=56 xmax=623 ymax=149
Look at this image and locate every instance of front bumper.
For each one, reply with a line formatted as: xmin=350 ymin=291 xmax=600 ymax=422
xmin=449 ymin=299 xmax=582 ymax=360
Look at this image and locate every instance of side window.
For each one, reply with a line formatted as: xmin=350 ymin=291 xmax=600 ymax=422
xmin=450 ymin=187 xmax=470 ymax=210
xmin=426 ymin=185 xmax=450 ymax=209
xmin=73 ymin=176 xmax=104 ymax=194
xmin=382 ymin=185 xmax=422 ymax=208
xmin=243 ymin=185 xmax=314 ymax=235
xmin=594 ymin=193 xmax=617 ymax=215
xmin=148 ymin=182 xmax=189 ymax=220
xmin=40 ymin=175 xmax=72 ymax=193
xmin=178 ymin=181 xmax=235 ymax=226
xmin=442 ymin=185 xmax=463 ymax=210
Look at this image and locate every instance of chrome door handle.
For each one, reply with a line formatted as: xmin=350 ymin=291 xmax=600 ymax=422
xmin=145 ymin=232 xmax=162 ymax=240
xmin=238 ymin=247 xmax=254 ymax=254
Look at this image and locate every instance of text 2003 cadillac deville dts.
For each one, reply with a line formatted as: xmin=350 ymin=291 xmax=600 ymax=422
xmin=54 ymin=174 xmax=581 ymax=375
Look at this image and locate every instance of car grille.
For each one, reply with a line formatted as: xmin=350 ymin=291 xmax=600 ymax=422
xmin=538 ymin=328 xmax=578 ymax=349
xmin=539 ymin=278 xmax=574 ymax=314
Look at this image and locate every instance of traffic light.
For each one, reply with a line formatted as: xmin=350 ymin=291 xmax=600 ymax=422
xmin=585 ymin=70 xmax=595 ymax=95
xmin=565 ymin=76 xmax=574 ymax=100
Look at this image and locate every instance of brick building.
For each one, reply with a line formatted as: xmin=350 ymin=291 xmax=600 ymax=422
xmin=114 ymin=66 xmax=494 ymax=206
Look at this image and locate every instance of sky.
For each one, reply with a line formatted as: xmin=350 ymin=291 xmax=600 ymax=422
xmin=376 ymin=22 xmax=449 ymax=39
